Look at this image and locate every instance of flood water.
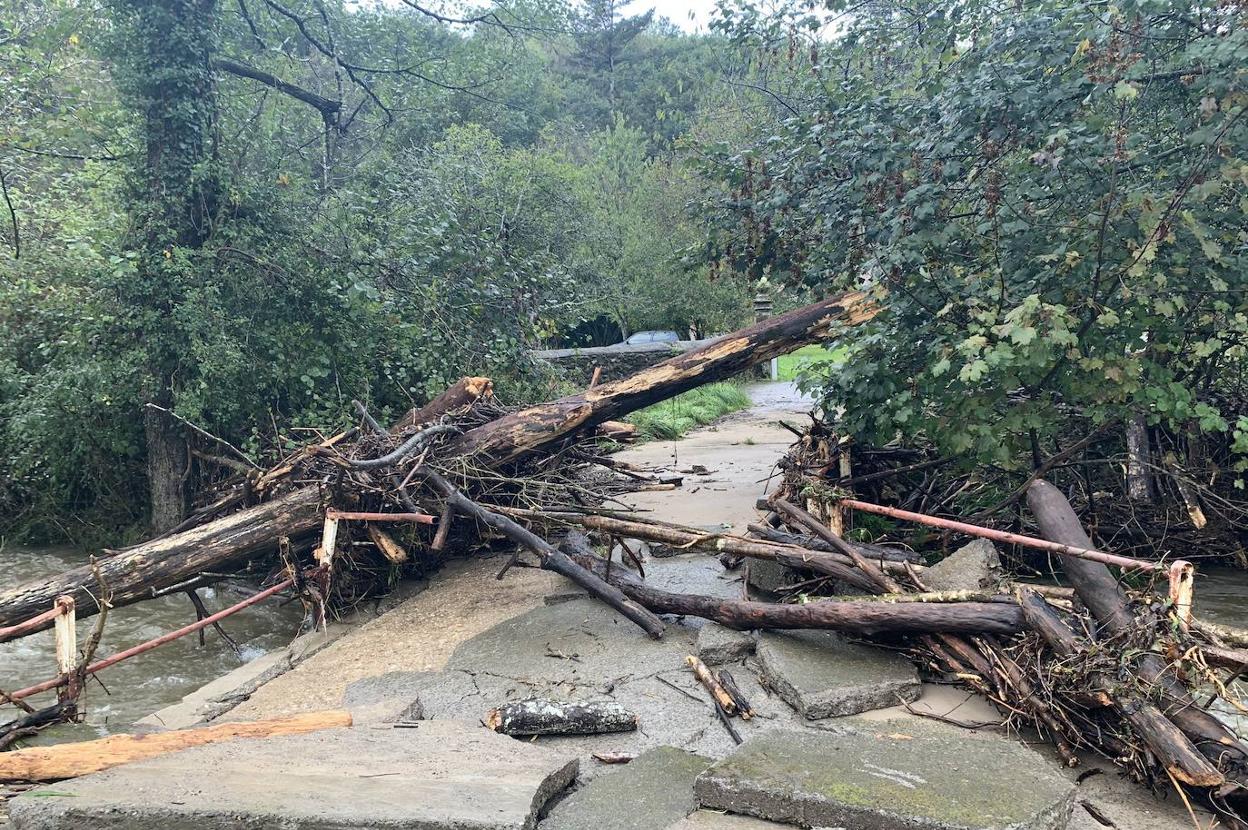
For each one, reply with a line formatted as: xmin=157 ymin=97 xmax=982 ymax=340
xmin=1 ymin=544 xmax=304 ymax=740
xmin=0 ymin=546 xmax=1244 ymax=740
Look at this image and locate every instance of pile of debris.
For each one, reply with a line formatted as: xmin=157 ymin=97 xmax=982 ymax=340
xmin=1 ymin=289 xmax=1247 ymax=824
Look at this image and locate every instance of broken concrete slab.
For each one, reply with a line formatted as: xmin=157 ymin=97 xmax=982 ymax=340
xmin=697 ymin=622 xmax=755 ymax=666
xmin=343 ymin=670 xmax=425 ymax=724
xmin=644 ymin=555 xmax=745 ymax=601
xmin=540 ymin=746 xmax=710 ymax=830
xmin=745 ymin=558 xmax=791 ymax=597
xmin=922 ymin=538 xmax=1004 ymax=594
xmin=10 ymin=720 xmax=577 ymax=830
xmin=756 ymin=630 xmax=919 ymax=719
xmin=694 ymin=723 xmax=1075 ymax=830
xmin=666 ymin=810 xmax=794 ymax=829
xmin=446 ymin=597 xmax=696 ymax=687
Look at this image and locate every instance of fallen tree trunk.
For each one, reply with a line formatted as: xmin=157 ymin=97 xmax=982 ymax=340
xmin=0 ymin=488 xmax=321 ymax=632
xmin=1026 ymin=480 xmax=1248 ymax=784
xmin=0 ymin=710 xmax=351 ymax=781
xmin=446 ymin=291 xmax=878 ymax=466
xmin=0 ymin=293 xmax=877 ymax=638
xmin=485 ymin=699 xmax=637 ymax=736
xmin=558 ymin=533 xmax=1023 ymax=636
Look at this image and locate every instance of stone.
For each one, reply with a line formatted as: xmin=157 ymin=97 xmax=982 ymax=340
xmin=694 ymin=722 xmax=1076 ymax=830
xmin=342 ymin=670 xmax=425 ymax=724
xmin=666 ymin=810 xmax=794 ymax=829
xmin=10 ymin=720 xmax=578 ymax=830
xmin=697 ymin=622 xmax=755 ymax=666
xmin=745 ymin=558 xmax=791 ymax=597
xmin=922 ymin=539 xmax=1004 ymax=594
xmin=755 ymin=630 xmax=920 ymax=719
xmin=540 ymin=746 xmax=711 ymax=830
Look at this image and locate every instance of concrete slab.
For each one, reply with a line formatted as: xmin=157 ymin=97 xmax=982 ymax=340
xmin=697 ymin=623 xmax=755 ymax=666
xmin=694 ymin=723 xmax=1075 ymax=830
xmin=540 ymin=746 xmax=711 ymax=830
xmin=446 ymin=597 xmax=696 ymax=687
xmin=10 ymin=721 xmax=578 ymax=830
xmin=666 ymin=810 xmax=795 ymax=829
xmin=922 ymin=539 xmax=1004 ymax=594
xmin=756 ymin=630 xmax=920 ymax=719
xmin=645 ymin=555 xmax=745 ymax=601
xmin=343 ymin=670 xmax=426 ymax=724
xmin=745 ymin=559 xmax=791 ymax=597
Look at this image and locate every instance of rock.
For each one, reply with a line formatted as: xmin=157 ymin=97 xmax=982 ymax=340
xmin=745 ymin=558 xmax=791 ymax=597
xmin=342 ymin=670 xmax=425 ymax=724
xmin=694 ymin=722 xmax=1076 ymax=830
xmin=10 ymin=721 xmax=578 ymax=830
xmin=755 ymin=630 xmax=919 ymax=719
xmin=922 ymin=539 xmax=1004 ymax=594
xmin=697 ymin=623 xmax=755 ymax=666
xmin=610 ymin=537 xmax=652 ymax=566
xmin=540 ymin=746 xmax=711 ymax=830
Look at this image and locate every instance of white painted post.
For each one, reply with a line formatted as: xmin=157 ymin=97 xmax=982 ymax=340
xmin=315 ymin=515 xmax=340 ymax=572
xmin=53 ymin=595 xmax=77 ymax=702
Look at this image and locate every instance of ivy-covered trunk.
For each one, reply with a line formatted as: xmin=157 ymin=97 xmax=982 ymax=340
xmin=109 ymin=0 xmax=220 ymax=531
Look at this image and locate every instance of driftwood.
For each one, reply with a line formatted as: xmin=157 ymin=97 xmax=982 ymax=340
xmin=0 ymin=710 xmax=352 ymax=781
xmin=0 ymin=488 xmax=321 ymax=632
xmin=444 ymin=291 xmax=877 ymax=466
xmin=717 ymin=670 xmax=754 ymax=719
xmin=1026 ymin=480 xmax=1248 ymax=791
xmin=0 ymin=292 xmax=878 ymax=640
xmin=686 ymin=655 xmax=738 ymax=714
xmin=485 ymin=699 xmax=637 ymax=736
xmin=557 ymin=533 xmax=1023 ymax=636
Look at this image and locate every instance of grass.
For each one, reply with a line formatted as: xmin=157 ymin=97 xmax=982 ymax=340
xmin=776 ymin=344 xmax=849 ymax=382
xmin=627 ymin=383 xmax=752 ymax=441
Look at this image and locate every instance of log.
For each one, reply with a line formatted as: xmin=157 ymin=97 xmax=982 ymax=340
xmin=390 ymin=376 xmax=493 ymax=433
xmin=366 ymin=524 xmax=409 ymax=564
xmin=423 ymin=472 xmax=666 ymax=639
xmin=745 ymin=523 xmax=920 ymax=563
xmin=717 ymin=669 xmax=754 ymax=719
xmin=485 ymin=698 xmax=637 ymax=736
xmin=1017 ymin=588 xmax=1223 ymax=786
xmin=0 ymin=294 xmax=877 ymax=639
xmin=558 ymin=533 xmax=1023 ymax=636
xmin=687 ymin=655 xmax=737 ymax=714
xmin=771 ymin=498 xmax=899 ymax=593
xmin=0 ymin=488 xmax=321 ymax=632
xmin=445 ymin=291 xmax=878 ymax=466
xmin=0 ymin=710 xmax=352 ymax=781
xmin=1025 ymin=480 xmax=1248 ymax=780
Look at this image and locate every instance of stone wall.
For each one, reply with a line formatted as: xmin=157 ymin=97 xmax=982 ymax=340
xmin=531 ymin=341 xmax=709 ymax=384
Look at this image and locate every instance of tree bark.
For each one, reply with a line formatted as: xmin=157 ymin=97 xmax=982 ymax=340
xmin=485 ymin=699 xmax=637 ymax=736
xmin=1025 ymin=480 xmax=1248 ymax=777
xmin=0 ymin=710 xmax=351 ymax=782
xmin=144 ymin=399 xmax=188 ymax=533
xmin=558 ymin=533 xmax=1022 ymax=636
xmin=444 ymin=291 xmax=878 ymax=466
xmin=390 ymin=376 xmax=494 ymax=434
xmin=0 ymin=488 xmax=321 ymax=632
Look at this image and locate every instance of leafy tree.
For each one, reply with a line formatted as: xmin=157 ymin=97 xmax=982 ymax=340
xmin=568 ymin=0 xmax=655 ymax=119
xmin=707 ymin=0 xmax=1248 ymax=485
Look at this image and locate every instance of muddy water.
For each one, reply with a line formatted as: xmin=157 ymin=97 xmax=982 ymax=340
xmin=0 ymin=544 xmax=303 ymax=740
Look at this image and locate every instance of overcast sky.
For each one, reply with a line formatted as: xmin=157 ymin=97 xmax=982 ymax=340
xmin=646 ymin=0 xmax=720 ymax=32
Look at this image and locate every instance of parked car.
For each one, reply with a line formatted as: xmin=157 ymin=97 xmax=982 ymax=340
xmin=624 ymin=330 xmax=680 ymax=346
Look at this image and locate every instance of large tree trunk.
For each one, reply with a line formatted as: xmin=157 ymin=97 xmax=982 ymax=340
xmin=144 ymin=398 xmax=188 ymax=533
xmin=0 ymin=489 xmax=320 ymax=633
xmin=1025 ymin=480 xmax=1248 ymax=778
xmin=445 ymin=290 xmax=878 ymax=466
xmin=0 ymin=292 xmax=876 ymax=635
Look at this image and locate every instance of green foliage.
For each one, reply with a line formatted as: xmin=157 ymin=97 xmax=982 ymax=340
xmin=707 ymin=0 xmax=1248 ymax=472
xmin=627 ymin=382 xmax=751 ymax=440
xmin=0 ymin=0 xmax=751 ymax=541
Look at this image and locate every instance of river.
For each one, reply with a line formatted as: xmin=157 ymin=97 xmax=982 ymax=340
xmin=0 ymin=544 xmax=304 ymax=741
xmin=0 ymin=546 xmax=1244 ymax=740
